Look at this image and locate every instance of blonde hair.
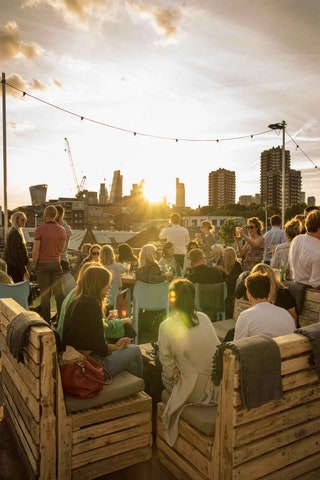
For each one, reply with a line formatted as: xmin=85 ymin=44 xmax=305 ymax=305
xmin=251 ymin=263 xmax=278 ymax=303
xmin=211 ymin=244 xmax=223 ymax=260
xmin=223 ymin=247 xmax=237 ymax=275
xmin=138 ymin=244 xmax=157 ymax=267
xmin=75 ymin=265 xmax=111 ymax=311
xmin=100 ymin=245 xmax=115 ymax=265
xmin=9 ymin=211 xmax=27 ymax=244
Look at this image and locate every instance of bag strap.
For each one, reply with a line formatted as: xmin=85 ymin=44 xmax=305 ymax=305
xmin=82 ymin=356 xmax=113 ymax=385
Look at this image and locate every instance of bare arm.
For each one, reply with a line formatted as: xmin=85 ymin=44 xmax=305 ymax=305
xmin=32 ymin=240 xmax=40 ymax=267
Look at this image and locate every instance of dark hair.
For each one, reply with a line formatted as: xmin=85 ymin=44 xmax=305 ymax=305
xmin=306 ymin=209 xmax=320 ymax=233
xmin=169 ymin=278 xmax=199 ymax=328
xmin=118 ymin=243 xmax=137 ymax=262
xmin=170 ymin=213 xmax=180 ymax=225
xmin=270 ymin=215 xmax=281 ymax=226
xmin=247 ymin=217 xmax=264 ymax=236
xmin=245 ymin=272 xmax=270 ymax=299
xmin=161 ymin=242 xmax=174 ymax=258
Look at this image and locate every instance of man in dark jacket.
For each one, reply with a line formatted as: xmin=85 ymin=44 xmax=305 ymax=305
xmin=187 ymin=248 xmax=225 ymax=284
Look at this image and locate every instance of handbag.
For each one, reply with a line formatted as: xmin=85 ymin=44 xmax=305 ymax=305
xmin=60 ymin=346 xmax=112 ymax=399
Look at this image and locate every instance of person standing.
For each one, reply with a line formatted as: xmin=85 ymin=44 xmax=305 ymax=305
xmin=55 ymin=205 xmax=72 ymax=272
xmin=235 ymin=217 xmax=264 ymax=272
xmin=198 ymin=220 xmax=216 ymax=265
xmin=159 ymin=213 xmax=190 ymax=273
xmin=263 ymin=215 xmax=286 ymax=265
xmin=32 ymin=205 xmax=66 ymax=323
xmin=4 ymin=211 xmax=29 ymax=283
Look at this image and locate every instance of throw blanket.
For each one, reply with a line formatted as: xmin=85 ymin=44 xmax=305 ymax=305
xmin=295 ymin=323 xmax=320 ymax=379
xmin=212 ymin=335 xmax=283 ymax=409
xmin=6 ymin=312 xmax=48 ymax=363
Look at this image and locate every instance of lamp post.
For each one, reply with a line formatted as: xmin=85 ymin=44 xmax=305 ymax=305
xmin=268 ymin=121 xmax=286 ymax=226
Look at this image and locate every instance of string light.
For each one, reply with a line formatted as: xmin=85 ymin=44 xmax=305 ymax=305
xmin=286 ymin=131 xmax=319 ymax=169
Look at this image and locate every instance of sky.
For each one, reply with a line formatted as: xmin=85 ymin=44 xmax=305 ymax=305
xmin=1 ymin=0 xmax=320 ymax=210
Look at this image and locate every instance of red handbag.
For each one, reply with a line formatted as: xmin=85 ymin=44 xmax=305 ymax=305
xmin=60 ymin=354 xmax=112 ymax=399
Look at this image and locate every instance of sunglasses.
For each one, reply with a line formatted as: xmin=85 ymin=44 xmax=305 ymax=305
xmin=91 ymin=251 xmax=100 ymax=255
xmin=247 ymin=226 xmax=255 ymax=229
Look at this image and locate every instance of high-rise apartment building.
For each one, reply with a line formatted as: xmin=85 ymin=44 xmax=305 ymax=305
xmin=176 ymin=178 xmax=185 ymax=207
xmin=208 ymin=168 xmax=236 ymax=208
xmin=260 ymin=147 xmax=301 ymax=209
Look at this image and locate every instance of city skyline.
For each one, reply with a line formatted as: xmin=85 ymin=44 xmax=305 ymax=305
xmin=1 ymin=1 xmax=320 ymax=210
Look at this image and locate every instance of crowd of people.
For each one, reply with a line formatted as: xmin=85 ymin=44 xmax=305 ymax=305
xmin=2 ymin=205 xmax=320 ymax=446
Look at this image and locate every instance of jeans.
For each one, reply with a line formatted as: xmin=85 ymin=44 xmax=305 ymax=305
xmin=104 ymin=344 xmax=143 ymax=377
xmin=36 ymin=261 xmax=63 ymax=322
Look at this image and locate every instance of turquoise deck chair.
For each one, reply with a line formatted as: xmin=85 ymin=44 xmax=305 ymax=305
xmin=0 ymin=280 xmax=30 ymax=350
xmin=132 ymin=281 xmax=169 ymax=344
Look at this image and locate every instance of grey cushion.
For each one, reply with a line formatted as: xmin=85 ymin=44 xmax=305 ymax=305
xmin=65 ymin=370 xmax=145 ymax=413
xmin=161 ymin=389 xmax=217 ymax=436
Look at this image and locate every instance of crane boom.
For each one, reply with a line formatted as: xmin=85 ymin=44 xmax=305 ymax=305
xmin=64 ymin=137 xmax=86 ymax=197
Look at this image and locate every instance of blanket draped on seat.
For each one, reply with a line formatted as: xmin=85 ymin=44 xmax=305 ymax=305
xmin=212 ymin=334 xmax=283 ymax=409
xmin=295 ymin=323 xmax=320 ymax=379
xmin=6 ymin=312 xmax=48 ymax=363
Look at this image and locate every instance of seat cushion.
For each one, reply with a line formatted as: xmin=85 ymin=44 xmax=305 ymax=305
xmin=65 ymin=370 xmax=145 ymax=413
xmin=161 ymin=389 xmax=217 ymax=436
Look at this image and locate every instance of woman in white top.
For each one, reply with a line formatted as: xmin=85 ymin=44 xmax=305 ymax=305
xmin=158 ymin=278 xmax=220 ymax=446
xmin=100 ymin=245 xmax=127 ymax=289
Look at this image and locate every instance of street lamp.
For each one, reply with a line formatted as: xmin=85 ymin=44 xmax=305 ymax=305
xmin=268 ymin=121 xmax=286 ymax=226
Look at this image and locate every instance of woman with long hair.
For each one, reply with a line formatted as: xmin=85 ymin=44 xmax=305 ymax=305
xmin=159 ymin=242 xmax=178 ymax=278
xmin=235 ymin=217 xmax=264 ymax=271
xmin=220 ymin=247 xmax=242 ymax=318
xmin=4 ymin=211 xmax=29 ymax=282
xmin=100 ymin=244 xmax=127 ymax=289
xmin=80 ymin=244 xmax=101 ymax=266
xmin=158 ymin=278 xmax=220 ymax=446
xmin=62 ymin=265 xmax=142 ymax=377
xmin=118 ymin=243 xmax=138 ymax=271
xmin=136 ymin=243 xmax=172 ymax=284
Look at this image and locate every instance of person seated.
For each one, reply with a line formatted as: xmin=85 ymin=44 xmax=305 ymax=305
xmin=0 ymin=270 xmax=14 ymax=284
xmin=100 ymin=244 xmax=127 ymax=290
xmin=209 ymin=244 xmax=224 ymax=267
xmin=118 ymin=243 xmax=139 ymax=272
xmin=182 ymin=240 xmax=199 ymax=276
xmin=136 ymin=243 xmax=173 ymax=284
xmin=80 ymin=244 xmax=101 ymax=267
xmin=187 ymin=248 xmax=225 ymax=284
xmin=288 ymin=209 xmax=320 ymax=289
xmin=61 ymin=265 xmax=142 ymax=377
xmin=234 ymin=272 xmax=295 ymax=340
xmin=159 ymin=242 xmax=178 ymax=278
xmin=270 ymin=218 xmax=301 ymax=280
xmin=158 ymin=278 xmax=220 ymax=447
xmin=219 ymin=246 xmax=242 ymax=319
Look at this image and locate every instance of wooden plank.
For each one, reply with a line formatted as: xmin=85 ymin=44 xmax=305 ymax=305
xmin=38 ymin=333 xmax=56 ymax=480
xmin=70 ymin=391 xmax=152 ymax=429
xmin=157 ymin=402 xmax=214 ymax=458
xmin=2 ymin=372 xmax=40 ymax=442
xmin=2 ymin=349 xmax=40 ymax=399
xmin=234 ymin=417 xmax=320 ymax=466
xmin=73 ymin=411 xmax=150 ymax=444
xmin=71 ymin=446 xmax=152 ymax=480
xmin=73 ymin=423 xmax=151 ymax=456
xmin=234 ymin=398 xmax=320 ymax=446
xmin=2 ymin=358 xmax=40 ymax=422
xmin=72 ymin=433 xmax=152 ymax=469
xmin=212 ymin=350 xmax=236 ymax=480
xmin=257 ymin=453 xmax=320 ymax=480
xmin=233 ymin=432 xmax=320 ymax=480
xmin=157 ymin=437 xmax=206 ymax=480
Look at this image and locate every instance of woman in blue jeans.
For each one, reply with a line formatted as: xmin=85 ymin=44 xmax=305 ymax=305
xmin=62 ymin=265 xmax=142 ymax=377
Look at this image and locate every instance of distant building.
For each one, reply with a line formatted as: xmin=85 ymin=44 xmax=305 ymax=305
xmin=99 ymin=183 xmax=108 ymax=204
xmin=110 ymin=170 xmax=123 ymax=203
xmin=260 ymin=146 xmax=302 ymax=209
xmin=29 ymin=184 xmax=47 ymax=206
xmin=208 ymin=168 xmax=236 ymax=208
xmin=307 ymin=196 xmax=316 ymax=207
xmin=175 ymin=178 xmax=185 ymax=207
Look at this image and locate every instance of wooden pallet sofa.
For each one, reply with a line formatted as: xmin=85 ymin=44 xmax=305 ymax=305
xmin=0 ymin=298 xmax=152 ymax=480
xmin=156 ymin=326 xmax=320 ymax=479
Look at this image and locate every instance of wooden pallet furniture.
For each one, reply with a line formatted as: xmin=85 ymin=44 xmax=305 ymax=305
xmin=0 ymin=298 xmax=152 ymax=480
xmin=156 ymin=328 xmax=320 ymax=480
xmin=233 ymin=288 xmax=320 ymax=327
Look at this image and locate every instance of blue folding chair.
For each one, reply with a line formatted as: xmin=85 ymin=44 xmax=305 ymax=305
xmin=0 ymin=280 xmax=30 ymax=350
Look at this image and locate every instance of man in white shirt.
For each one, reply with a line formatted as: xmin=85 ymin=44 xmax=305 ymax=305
xmin=234 ymin=272 xmax=295 ymax=340
xmin=159 ymin=213 xmax=190 ymax=273
xmin=288 ymin=209 xmax=320 ymax=289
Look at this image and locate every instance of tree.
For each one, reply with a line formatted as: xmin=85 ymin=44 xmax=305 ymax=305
xmin=217 ymin=218 xmax=244 ymax=246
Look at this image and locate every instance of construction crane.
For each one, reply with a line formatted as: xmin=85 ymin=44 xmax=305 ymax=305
xmin=64 ymin=137 xmax=86 ymax=198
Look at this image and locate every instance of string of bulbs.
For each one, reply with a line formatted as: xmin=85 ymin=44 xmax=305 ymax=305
xmin=3 ymin=79 xmax=319 ymax=171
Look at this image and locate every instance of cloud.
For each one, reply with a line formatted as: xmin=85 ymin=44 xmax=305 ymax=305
xmin=22 ymin=0 xmax=119 ymax=30
xmin=0 ymin=20 xmax=43 ymax=60
xmin=3 ymin=74 xmax=57 ymax=98
xmin=9 ymin=121 xmax=34 ymax=132
xmin=126 ymin=1 xmax=184 ymax=39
